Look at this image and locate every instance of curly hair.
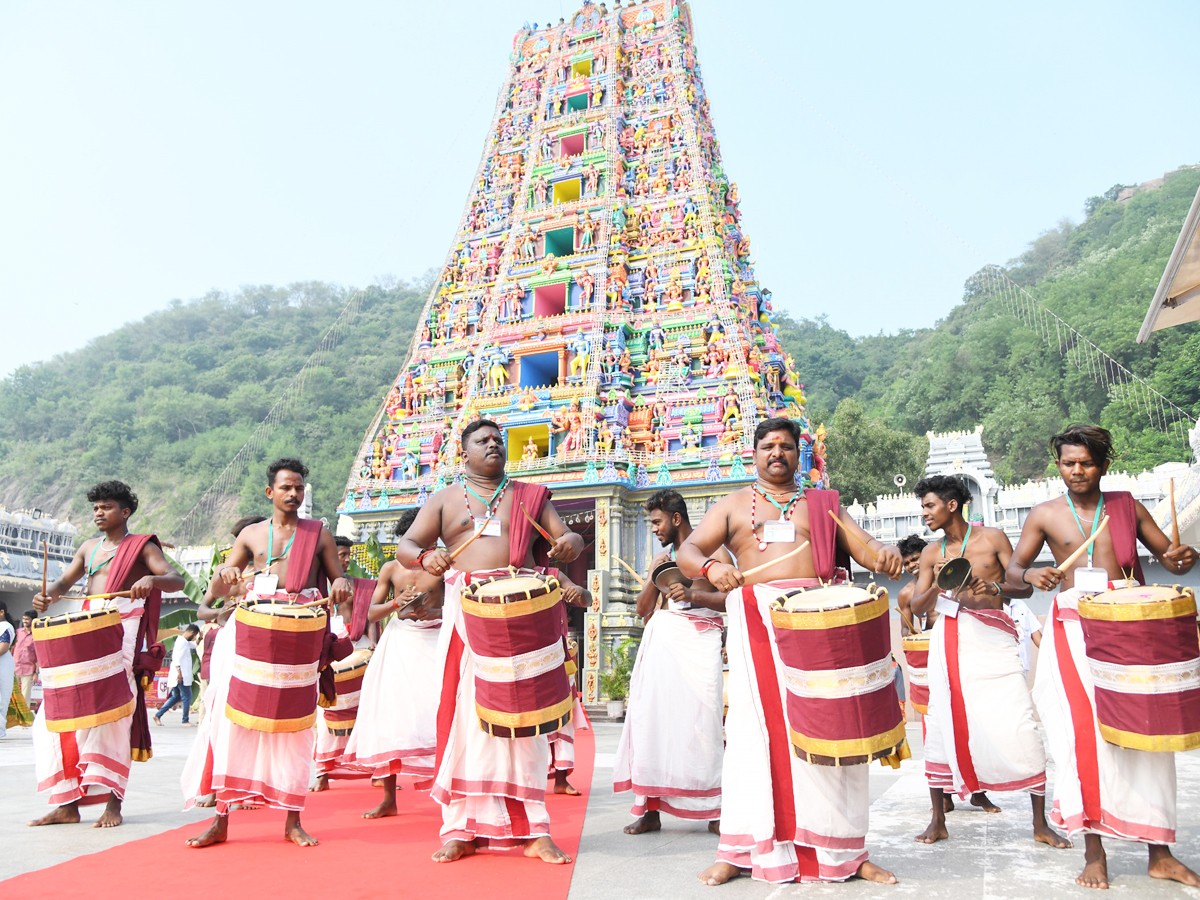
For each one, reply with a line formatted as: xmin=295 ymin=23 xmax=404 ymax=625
xmin=86 ymin=480 xmax=139 ymax=514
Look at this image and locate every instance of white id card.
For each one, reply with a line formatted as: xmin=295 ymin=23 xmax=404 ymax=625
xmin=935 ymin=594 xmax=960 ymax=618
xmin=330 ymin=613 xmax=346 ymax=635
xmin=476 ymin=516 xmax=502 ymax=537
xmin=253 ymin=573 xmax=279 ymax=596
xmin=763 ymin=520 xmax=795 ymax=543
xmin=1075 ymin=567 xmax=1109 ymax=594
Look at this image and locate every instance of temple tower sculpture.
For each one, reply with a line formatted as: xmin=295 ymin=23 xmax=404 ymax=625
xmin=340 ymin=0 xmax=824 ymax=703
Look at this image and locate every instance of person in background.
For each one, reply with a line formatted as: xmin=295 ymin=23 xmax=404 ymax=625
xmin=155 ymin=624 xmax=200 ymax=726
xmin=0 ymin=601 xmax=15 ymax=738
xmin=14 ymin=610 xmax=38 ymax=717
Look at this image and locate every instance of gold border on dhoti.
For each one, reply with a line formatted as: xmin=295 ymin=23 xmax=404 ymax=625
xmin=475 ymin=694 xmax=575 ymax=730
xmin=225 ymin=704 xmax=318 ymax=733
xmin=461 ymin=589 xmax=562 ymax=619
xmin=1098 ymin=723 xmax=1200 ymax=753
xmin=788 ymin=721 xmax=909 ymax=762
xmin=770 ymin=594 xmax=889 ymax=630
xmin=236 ymin=605 xmax=328 ymax=632
xmin=1078 ymin=593 xmax=1197 ymax=622
xmin=44 ymin=698 xmax=136 ymax=733
xmin=32 ymin=608 xmax=123 ymax=641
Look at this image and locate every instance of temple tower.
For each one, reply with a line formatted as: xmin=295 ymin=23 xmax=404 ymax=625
xmin=340 ymin=0 xmax=824 ymax=703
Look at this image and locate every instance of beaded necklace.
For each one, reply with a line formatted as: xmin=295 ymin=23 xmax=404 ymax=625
xmin=462 ymin=475 xmax=509 ymax=526
xmin=750 ymin=483 xmax=801 ymax=552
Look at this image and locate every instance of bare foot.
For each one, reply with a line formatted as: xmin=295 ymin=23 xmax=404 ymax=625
xmin=283 ymin=812 xmax=317 ymax=847
xmin=971 ymin=792 xmax=1001 ymax=813
xmin=523 ymin=835 xmax=572 ymax=864
xmin=363 ymin=797 xmax=398 ymax=819
xmin=697 ymin=862 xmax=741 ymax=886
xmin=94 ymin=795 xmax=123 ymax=828
xmin=1077 ymin=856 xmax=1109 ymax=889
xmin=915 ymin=818 xmax=948 ymax=844
xmin=708 ymin=819 xmax=721 ymax=835
xmin=1148 ymin=845 xmax=1200 ymax=887
xmin=28 ymin=804 xmax=81 ymax=827
xmin=433 ymin=839 xmax=477 ymax=863
xmin=553 ymin=772 xmax=581 ymax=795
xmin=1034 ymin=821 xmax=1072 ymax=849
xmin=624 ymin=811 xmax=661 ymax=835
xmin=943 ymin=793 xmax=955 ymax=813
xmin=152 ymin=716 xmax=162 ymax=726
xmin=856 ymin=861 xmax=898 ymax=884
xmin=194 ymin=794 xmax=216 ymax=808
xmin=186 ymin=816 xmax=228 ymax=848
xmin=310 ymin=775 xmax=329 ymax=793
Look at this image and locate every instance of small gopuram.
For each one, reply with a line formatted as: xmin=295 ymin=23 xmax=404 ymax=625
xmin=340 ymin=0 xmax=823 ymax=703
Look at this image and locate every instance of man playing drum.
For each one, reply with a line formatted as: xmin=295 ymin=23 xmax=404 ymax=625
xmin=677 ymin=417 xmax=904 ymax=886
xmin=347 ymin=507 xmax=446 ymax=820
xmin=183 ymin=458 xmax=352 ymax=848
xmin=1009 ymin=425 xmax=1200 ymax=889
xmin=30 ymin=480 xmax=183 ymax=829
xmin=614 ymin=488 xmax=730 ymax=836
xmin=908 ymin=475 xmax=1068 ymax=849
xmin=396 ymin=418 xmax=586 ymax=865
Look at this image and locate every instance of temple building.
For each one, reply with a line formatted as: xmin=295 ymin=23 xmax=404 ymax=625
xmin=338 ymin=0 xmax=823 ymax=704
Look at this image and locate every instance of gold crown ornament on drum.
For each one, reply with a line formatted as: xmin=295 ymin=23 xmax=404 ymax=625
xmin=32 ymin=608 xmax=136 ymax=732
xmin=769 ymin=583 xmax=909 ymax=766
xmin=461 ymin=569 xmax=573 ymax=738
xmin=1077 ymin=584 xmax=1200 ymax=753
xmin=324 ymin=648 xmax=373 ymax=736
xmin=225 ymin=602 xmax=328 ymax=733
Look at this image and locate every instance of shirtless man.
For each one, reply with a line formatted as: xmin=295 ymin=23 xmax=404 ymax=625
xmin=31 ymin=480 xmax=182 ymax=829
xmin=896 ymin=535 xmax=928 ymax=637
xmin=909 ymin=475 xmax=1067 ymax=849
xmin=1009 ymin=424 xmax=1199 ymax=890
xmin=677 ymin=417 xmax=903 ymax=887
xmin=396 ymin=419 xmax=585 ymax=865
xmin=184 ymin=458 xmax=352 ymax=848
xmin=615 ymin=489 xmax=730 ymax=836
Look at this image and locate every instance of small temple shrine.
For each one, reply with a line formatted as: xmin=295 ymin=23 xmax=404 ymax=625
xmin=339 ymin=0 xmax=823 ymax=703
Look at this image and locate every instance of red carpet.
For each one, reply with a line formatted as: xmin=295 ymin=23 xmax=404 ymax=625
xmin=5 ymin=727 xmax=594 ymax=900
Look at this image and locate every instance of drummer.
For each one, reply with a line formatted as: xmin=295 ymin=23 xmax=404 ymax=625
xmin=183 ymin=458 xmax=352 ymax=849
xmin=1008 ymin=424 xmax=1199 ymax=889
xmin=908 ymin=475 xmax=1066 ymax=850
xmin=614 ymin=488 xmax=730 ymax=836
xmin=896 ymin=535 xmax=929 ymax=636
xmin=30 ymin=480 xmax=183 ymax=829
xmin=676 ymin=416 xmax=903 ymax=887
xmin=396 ymin=418 xmax=586 ymax=865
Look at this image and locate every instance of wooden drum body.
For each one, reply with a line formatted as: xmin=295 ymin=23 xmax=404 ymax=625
xmin=902 ymin=632 xmax=931 ymax=715
xmin=770 ymin=584 xmax=907 ymax=765
xmin=461 ymin=571 xmax=572 ymax=738
xmin=226 ymin=602 xmax=327 ymax=733
xmin=1078 ymin=584 xmax=1200 ymax=752
xmin=325 ymin=648 xmax=372 ymax=735
xmin=32 ymin=608 xmax=134 ymax=733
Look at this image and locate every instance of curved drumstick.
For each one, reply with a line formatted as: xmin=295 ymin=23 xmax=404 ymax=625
xmin=741 ymin=540 xmax=810 ymax=579
xmin=615 ymin=557 xmax=646 ymax=587
xmin=826 ymin=509 xmax=877 ymax=566
xmin=520 ymin=503 xmax=555 ymax=543
xmin=1170 ymin=478 xmax=1180 ymax=547
xmin=1059 ymin=515 xmax=1110 ymax=572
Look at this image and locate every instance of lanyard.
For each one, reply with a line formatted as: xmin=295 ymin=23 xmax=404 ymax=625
xmin=668 ymin=544 xmax=677 ymax=562
xmin=267 ymin=520 xmax=296 ymax=568
xmin=1066 ymin=494 xmax=1105 ymax=567
xmin=751 ymin=484 xmax=800 ymax=551
xmin=87 ymin=538 xmax=121 ymax=576
xmin=463 ymin=476 xmax=508 ymax=522
xmin=940 ymin=522 xmax=972 ymax=558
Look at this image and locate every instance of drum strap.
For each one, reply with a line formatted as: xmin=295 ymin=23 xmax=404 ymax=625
xmin=1050 ymin=600 xmax=1103 ymax=827
xmin=942 ymin=615 xmax=980 ymax=794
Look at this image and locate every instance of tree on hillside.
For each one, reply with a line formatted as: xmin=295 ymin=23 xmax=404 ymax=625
xmin=824 ymin=399 xmax=927 ymax=505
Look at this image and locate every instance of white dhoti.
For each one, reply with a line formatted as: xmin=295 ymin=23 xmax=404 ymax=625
xmin=431 ymin=570 xmax=551 ymax=848
xmin=547 ymin=693 xmax=587 ymax=775
xmin=923 ymin=602 xmax=1046 ymax=797
xmin=613 ymin=606 xmax=723 ymax=821
xmin=344 ymin=618 xmax=442 ymax=779
xmin=716 ymin=582 xmax=871 ymax=883
xmin=33 ymin=597 xmax=143 ymax=807
xmin=1033 ymin=587 xmax=1177 ymax=843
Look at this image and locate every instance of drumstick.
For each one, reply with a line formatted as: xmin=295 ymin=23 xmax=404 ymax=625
xmin=615 ymin=557 xmax=646 ymax=587
xmin=40 ymin=540 xmax=48 ymax=616
xmin=1059 ymin=515 xmax=1110 ymax=572
xmin=448 ymin=523 xmax=489 ymax=562
xmin=298 ymin=596 xmax=331 ymax=609
xmin=826 ymin=510 xmax=876 ymax=565
xmin=1171 ymin=480 xmax=1180 ymax=549
xmin=520 ymin=503 xmax=555 ymax=543
xmin=79 ymin=590 xmax=133 ymax=602
xmin=741 ymin=540 xmax=810 ymax=579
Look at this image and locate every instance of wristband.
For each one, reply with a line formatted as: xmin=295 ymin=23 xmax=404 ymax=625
xmin=1020 ymin=567 xmax=1030 ymax=586
xmin=700 ymin=558 xmax=719 ymax=580
xmin=413 ymin=549 xmax=434 ymax=570
xmin=992 ymin=581 xmax=1004 ymax=597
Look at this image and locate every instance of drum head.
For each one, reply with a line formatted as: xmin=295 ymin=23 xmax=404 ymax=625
xmin=937 ymin=557 xmax=972 ymax=593
xmin=334 ymin=648 xmax=373 ymax=672
xmin=651 ymin=560 xmax=693 ymax=592
xmin=1088 ymin=584 xmax=1185 ymax=604
xmin=780 ymin=584 xmax=872 ymax=612
xmin=472 ymin=574 xmax=554 ymax=601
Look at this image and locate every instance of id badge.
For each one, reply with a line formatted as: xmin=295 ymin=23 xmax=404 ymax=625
xmin=935 ymin=594 xmax=960 ymax=618
xmin=330 ymin=613 xmax=346 ymax=635
xmin=1075 ymin=567 xmax=1108 ymax=594
xmin=763 ymin=519 xmax=795 ymax=543
xmin=476 ymin=516 xmax=502 ymax=537
xmin=253 ymin=573 xmax=279 ymax=596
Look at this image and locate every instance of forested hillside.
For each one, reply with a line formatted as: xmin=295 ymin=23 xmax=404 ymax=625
xmin=1 ymin=168 xmax=1197 ymax=535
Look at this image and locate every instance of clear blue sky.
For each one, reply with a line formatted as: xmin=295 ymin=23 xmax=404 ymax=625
xmin=2 ymin=0 xmax=1198 ymax=378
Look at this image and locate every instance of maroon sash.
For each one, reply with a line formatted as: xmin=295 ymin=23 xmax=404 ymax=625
xmin=1103 ymin=491 xmax=1145 ymax=584
xmin=804 ymin=489 xmax=850 ymax=581
xmin=509 ymin=481 xmax=551 ymax=567
xmin=105 ymin=534 xmax=163 ymax=762
xmin=348 ymin=577 xmax=375 ymax=642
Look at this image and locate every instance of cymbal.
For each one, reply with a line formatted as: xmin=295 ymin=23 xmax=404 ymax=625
xmin=651 ymin=559 xmax=693 ymax=592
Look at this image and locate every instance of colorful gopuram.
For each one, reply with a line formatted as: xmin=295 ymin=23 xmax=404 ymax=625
xmin=339 ymin=0 xmax=824 ymax=704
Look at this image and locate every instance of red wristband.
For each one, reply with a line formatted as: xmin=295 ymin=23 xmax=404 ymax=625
xmin=700 ymin=558 xmax=719 ymax=579
xmin=413 ymin=549 xmax=433 ymax=570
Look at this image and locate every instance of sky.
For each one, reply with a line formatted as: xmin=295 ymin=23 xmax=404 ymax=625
xmin=2 ymin=0 xmax=1199 ymax=378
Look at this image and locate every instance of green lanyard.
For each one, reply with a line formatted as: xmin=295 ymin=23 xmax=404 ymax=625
xmin=86 ymin=539 xmax=119 ymax=576
xmin=754 ymin=484 xmax=800 ymax=518
xmin=267 ymin=520 xmax=296 ymax=568
xmin=941 ymin=522 xmax=972 ymax=558
xmin=1066 ymin=494 xmax=1105 ymax=567
xmin=668 ymin=544 xmax=677 ymax=562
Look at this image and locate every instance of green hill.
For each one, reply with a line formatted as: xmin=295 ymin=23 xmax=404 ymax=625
xmin=2 ymin=167 xmax=1197 ymax=536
